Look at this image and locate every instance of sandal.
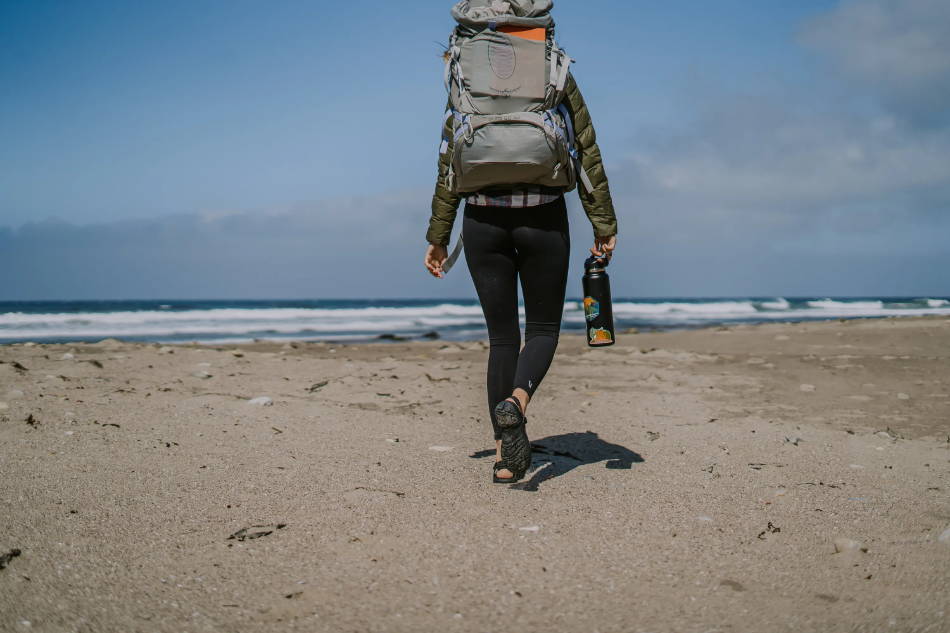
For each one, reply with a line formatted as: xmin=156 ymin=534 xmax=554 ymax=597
xmin=492 ymin=399 xmax=531 ymax=483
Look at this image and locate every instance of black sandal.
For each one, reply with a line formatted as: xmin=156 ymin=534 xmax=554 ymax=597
xmin=492 ymin=399 xmax=530 ymax=483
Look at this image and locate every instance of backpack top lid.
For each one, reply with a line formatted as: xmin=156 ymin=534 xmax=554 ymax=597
xmin=451 ymin=0 xmax=554 ymax=29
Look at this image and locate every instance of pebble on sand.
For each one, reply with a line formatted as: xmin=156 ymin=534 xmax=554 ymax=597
xmin=192 ymin=371 xmax=213 ymax=379
xmin=60 ymin=353 xmax=75 ymax=360
xmin=833 ymin=538 xmax=868 ymax=554
xmin=800 ymin=384 xmax=817 ymax=393
xmin=897 ymin=393 xmax=911 ymax=400
xmin=247 ymin=397 xmax=274 ymax=407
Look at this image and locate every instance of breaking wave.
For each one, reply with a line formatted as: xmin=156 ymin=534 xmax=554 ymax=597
xmin=1 ymin=297 xmax=948 ymax=344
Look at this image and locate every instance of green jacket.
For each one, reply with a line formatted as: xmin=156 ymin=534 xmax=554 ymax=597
xmin=426 ymin=72 xmax=618 ymax=246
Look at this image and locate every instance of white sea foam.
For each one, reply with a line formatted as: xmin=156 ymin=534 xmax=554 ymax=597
xmin=760 ymin=298 xmax=790 ymax=310
xmin=0 ymin=304 xmax=486 ymax=327
xmin=806 ymin=299 xmax=884 ymax=310
xmin=3 ymin=298 xmax=949 ymax=343
xmin=610 ymin=301 xmax=759 ymax=316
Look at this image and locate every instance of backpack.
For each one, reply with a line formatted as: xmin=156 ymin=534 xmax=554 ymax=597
xmin=442 ymin=0 xmax=595 ymax=195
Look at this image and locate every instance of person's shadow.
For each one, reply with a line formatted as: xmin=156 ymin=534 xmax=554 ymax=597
xmin=470 ymin=431 xmax=644 ymax=491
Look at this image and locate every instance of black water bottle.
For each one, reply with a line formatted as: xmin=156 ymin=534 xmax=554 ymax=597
xmin=582 ymin=254 xmax=615 ymax=347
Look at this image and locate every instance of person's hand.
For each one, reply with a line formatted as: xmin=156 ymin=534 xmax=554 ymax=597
xmin=590 ymin=235 xmax=617 ymax=259
xmin=424 ymin=243 xmax=449 ymax=278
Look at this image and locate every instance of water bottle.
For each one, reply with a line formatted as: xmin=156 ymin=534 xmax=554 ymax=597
xmin=582 ymin=254 xmax=615 ymax=347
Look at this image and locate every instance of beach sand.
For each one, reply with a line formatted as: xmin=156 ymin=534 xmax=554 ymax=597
xmin=1 ymin=316 xmax=948 ymax=632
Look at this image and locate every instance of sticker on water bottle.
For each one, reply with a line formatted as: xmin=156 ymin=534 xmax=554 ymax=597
xmin=583 ymin=296 xmax=600 ymax=322
xmin=589 ymin=327 xmax=613 ymax=345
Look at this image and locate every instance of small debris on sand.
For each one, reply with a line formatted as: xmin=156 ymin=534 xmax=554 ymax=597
xmin=228 ymin=524 xmax=287 ymax=542
xmin=833 ymin=538 xmax=867 ymax=554
xmin=757 ymin=522 xmax=782 ymax=539
xmin=247 ymin=396 xmax=273 ymax=407
xmin=0 ymin=548 xmax=22 ymax=570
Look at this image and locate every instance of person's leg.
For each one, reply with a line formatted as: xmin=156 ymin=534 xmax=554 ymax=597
xmin=462 ymin=203 xmax=520 ymax=442
xmin=509 ymin=196 xmax=571 ymax=408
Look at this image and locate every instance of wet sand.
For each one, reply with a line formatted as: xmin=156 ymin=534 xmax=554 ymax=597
xmin=1 ymin=316 xmax=948 ymax=632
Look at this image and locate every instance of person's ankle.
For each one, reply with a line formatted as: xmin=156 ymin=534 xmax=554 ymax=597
xmin=506 ymin=395 xmax=526 ymax=414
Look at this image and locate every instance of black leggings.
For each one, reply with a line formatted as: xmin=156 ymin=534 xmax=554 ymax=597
xmin=463 ymin=196 xmax=570 ymax=440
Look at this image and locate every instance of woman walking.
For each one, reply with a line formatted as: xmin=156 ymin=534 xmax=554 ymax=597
xmin=424 ymin=0 xmax=617 ymax=483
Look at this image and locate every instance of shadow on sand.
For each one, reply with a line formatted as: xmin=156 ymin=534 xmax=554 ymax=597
xmin=469 ymin=431 xmax=644 ymax=492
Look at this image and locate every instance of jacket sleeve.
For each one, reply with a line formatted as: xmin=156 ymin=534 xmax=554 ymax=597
xmin=426 ymin=101 xmax=462 ymax=246
xmin=564 ymin=73 xmax=618 ymax=238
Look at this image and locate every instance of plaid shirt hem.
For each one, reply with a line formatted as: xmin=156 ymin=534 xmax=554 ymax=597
xmin=465 ymin=185 xmax=563 ymax=208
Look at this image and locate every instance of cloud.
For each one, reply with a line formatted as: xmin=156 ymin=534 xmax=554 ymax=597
xmin=623 ymin=99 xmax=950 ymax=212
xmin=800 ymin=0 xmax=950 ymax=125
xmin=0 ymin=191 xmax=478 ymax=300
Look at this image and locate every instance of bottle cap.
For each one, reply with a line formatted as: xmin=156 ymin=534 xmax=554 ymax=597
xmin=584 ymin=254 xmax=610 ymax=272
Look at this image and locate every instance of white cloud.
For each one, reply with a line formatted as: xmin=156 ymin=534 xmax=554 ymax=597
xmin=800 ymin=0 xmax=950 ymax=123
xmin=623 ymin=99 xmax=950 ymax=210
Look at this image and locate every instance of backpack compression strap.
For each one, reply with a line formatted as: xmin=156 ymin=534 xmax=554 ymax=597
xmin=442 ymin=236 xmax=464 ymax=274
xmin=556 ymin=103 xmax=596 ymax=194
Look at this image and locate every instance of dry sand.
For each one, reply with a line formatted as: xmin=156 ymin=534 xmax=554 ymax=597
xmin=1 ymin=317 xmax=949 ymax=633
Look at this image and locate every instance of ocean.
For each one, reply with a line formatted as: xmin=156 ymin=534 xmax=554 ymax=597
xmin=1 ymin=297 xmax=948 ymax=345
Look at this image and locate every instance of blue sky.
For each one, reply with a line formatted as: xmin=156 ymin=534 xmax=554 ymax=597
xmin=2 ymin=0 xmax=948 ymax=299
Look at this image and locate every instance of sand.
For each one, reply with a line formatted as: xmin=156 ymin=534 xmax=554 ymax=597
xmin=1 ymin=317 xmax=948 ymax=633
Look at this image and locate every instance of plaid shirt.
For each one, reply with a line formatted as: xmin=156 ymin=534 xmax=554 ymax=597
xmin=465 ymin=185 xmax=563 ymax=208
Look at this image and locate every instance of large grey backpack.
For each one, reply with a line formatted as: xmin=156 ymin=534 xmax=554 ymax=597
xmin=442 ymin=0 xmax=594 ymax=195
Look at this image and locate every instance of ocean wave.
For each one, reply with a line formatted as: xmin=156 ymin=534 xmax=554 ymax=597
xmin=0 ymin=304 xmax=487 ymax=327
xmin=2 ymin=297 xmax=948 ymax=344
xmin=806 ymin=299 xmax=884 ymax=310
xmin=759 ymin=298 xmax=790 ymax=310
xmin=610 ymin=301 xmax=760 ymax=316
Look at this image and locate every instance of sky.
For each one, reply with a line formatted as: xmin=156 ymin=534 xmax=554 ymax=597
xmin=1 ymin=0 xmax=948 ymax=300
